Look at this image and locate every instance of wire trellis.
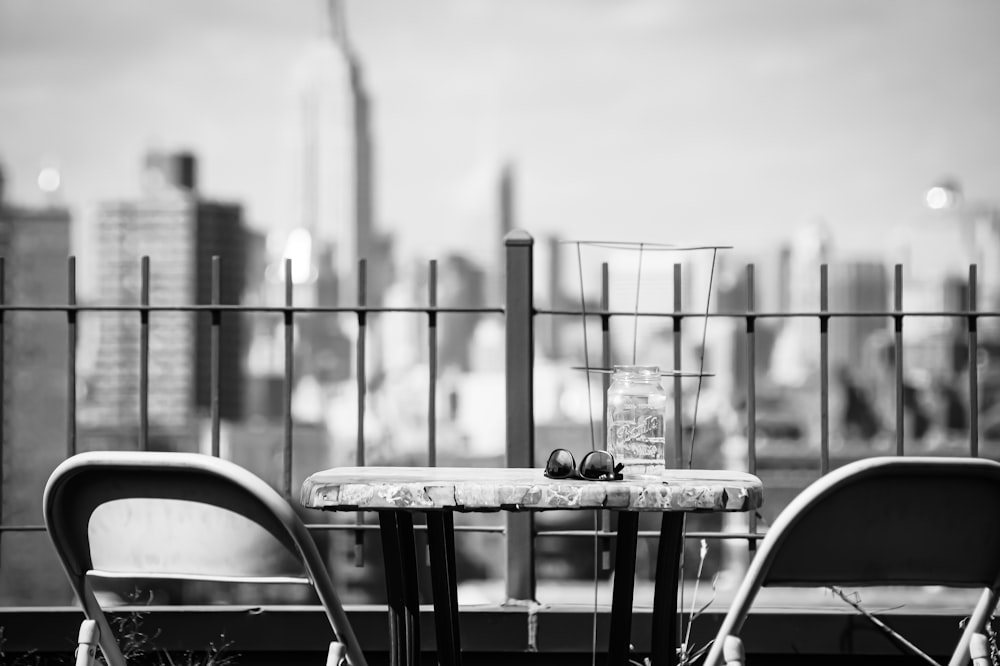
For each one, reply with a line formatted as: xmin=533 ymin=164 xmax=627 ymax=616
xmin=562 ymin=238 xmax=731 ymax=666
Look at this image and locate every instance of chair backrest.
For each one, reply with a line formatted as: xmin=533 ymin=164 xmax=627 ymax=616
xmin=761 ymin=456 xmax=1000 ymax=588
xmin=43 ymin=451 xmax=366 ymax=666
xmin=703 ymin=456 xmax=1000 ymax=666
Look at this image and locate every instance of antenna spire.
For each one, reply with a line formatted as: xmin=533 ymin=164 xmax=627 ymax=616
xmin=327 ymin=0 xmax=349 ymax=52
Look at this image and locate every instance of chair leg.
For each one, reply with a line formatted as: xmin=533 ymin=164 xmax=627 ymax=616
xmin=327 ymin=641 xmax=348 ymax=666
xmin=723 ymin=636 xmax=745 ymax=666
xmin=971 ymin=633 xmax=991 ymax=666
xmin=78 ymin=579 xmax=127 ymax=666
xmin=75 ymin=620 xmax=99 ymax=666
xmin=950 ymin=587 xmax=999 ymax=666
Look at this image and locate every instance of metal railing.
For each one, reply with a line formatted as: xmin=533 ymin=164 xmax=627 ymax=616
xmin=0 ymin=231 xmax=992 ymax=610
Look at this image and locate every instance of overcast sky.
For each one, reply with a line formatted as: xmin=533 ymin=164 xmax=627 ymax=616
xmin=2 ymin=0 xmax=999 ymax=274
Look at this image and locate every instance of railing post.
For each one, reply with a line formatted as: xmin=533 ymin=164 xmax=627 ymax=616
xmin=428 ymin=259 xmax=438 ymax=466
xmin=283 ymin=259 xmax=294 ymax=498
xmin=745 ymin=264 xmax=757 ymax=552
xmin=600 ymin=262 xmax=611 ymax=570
xmin=894 ymin=264 xmax=905 ymax=455
xmin=504 ymin=230 xmax=536 ymax=603
xmin=356 ymin=259 xmax=368 ymax=566
xmin=210 ymin=255 xmax=221 ymax=457
xmin=139 ymin=256 xmax=150 ymax=451
xmin=819 ymin=264 xmax=830 ymax=475
xmin=673 ymin=263 xmax=683 ymax=468
xmin=969 ymin=264 xmax=979 ymax=457
xmin=67 ymin=256 xmax=77 ymax=458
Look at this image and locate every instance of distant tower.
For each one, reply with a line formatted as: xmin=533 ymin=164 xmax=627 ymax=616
xmin=284 ymin=0 xmax=376 ymax=308
xmin=499 ymin=163 xmax=515 ymax=238
xmin=777 ymin=244 xmax=791 ymax=312
xmin=829 ymin=261 xmax=889 ymax=370
xmin=769 ymin=221 xmax=832 ymax=386
xmin=81 ymin=151 xmax=247 ymax=449
xmin=495 ymin=163 xmax=515 ymax=304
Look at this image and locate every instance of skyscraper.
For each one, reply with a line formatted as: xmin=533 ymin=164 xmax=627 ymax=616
xmin=81 ymin=152 xmax=246 ymax=449
xmin=828 ymin=261 xmax=889 ymax=370
xmin=0 ymin=160 xmax=73 ymax=603
xmin=283 ymin=0 xmax=382 ymax=309
xmin=770 ymin=221 xmax=832 ymax=387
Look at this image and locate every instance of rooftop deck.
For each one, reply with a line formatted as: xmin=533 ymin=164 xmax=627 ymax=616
xmin=0 ymin=235 xmax=997 ymax=662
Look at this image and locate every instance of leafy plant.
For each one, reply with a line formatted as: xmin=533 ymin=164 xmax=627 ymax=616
xmin=0 ymin=597 xmax=238 ymax=665
xmin=103 ymin=610 xmax=237 ymax=666
xmin=155 ymin=634 xmax=238 ymax=666
xmin=962 ymin=613 xmax=1000 ymax=665
xmin=627 ymin=539 xmax=717 ymax=666
xmin=90 ymin=587 xmax=238 ymax=665
xmin=987 ymin=616 xmax=999 ymax=665
xmin=110 ymin=608 xmax=157 ymax=662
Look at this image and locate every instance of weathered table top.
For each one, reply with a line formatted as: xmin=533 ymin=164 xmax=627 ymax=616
xmin=300 ymin=466 xmax=763 ymax=513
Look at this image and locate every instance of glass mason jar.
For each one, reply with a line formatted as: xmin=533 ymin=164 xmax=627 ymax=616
xmin=606 ymin=365 xmax=667 ymax=478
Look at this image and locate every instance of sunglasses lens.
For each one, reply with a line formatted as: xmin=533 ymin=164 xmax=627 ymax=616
xmin=545 ymin=449 xmax=576 ymax=478
xmin=579 ymin=450 xmax=615 ymax=480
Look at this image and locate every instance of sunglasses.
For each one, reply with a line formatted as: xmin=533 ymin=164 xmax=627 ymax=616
xmin=544 ymin=448 xmax=624 ymax=482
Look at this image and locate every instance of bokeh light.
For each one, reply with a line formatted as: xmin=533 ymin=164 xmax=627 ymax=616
xmin=925 ymin=185 xmax=957 ymax=210
xmin=37 ymin=166 xmax=61 ymax=193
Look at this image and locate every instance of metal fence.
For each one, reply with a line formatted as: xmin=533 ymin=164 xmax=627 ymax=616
xmin=0 ymin=230 xmax=991 ymax=608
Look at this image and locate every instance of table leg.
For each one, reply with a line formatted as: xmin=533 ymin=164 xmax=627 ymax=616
xmin=609 ymin=511 xmax=639 ymax=665
xmin=379 ymin=513 xmax=403 ymax=666
xmin=379 ymin=511 xmax=421 ymax=666
xmin=426 ymin=511 xmax=462 ymax=666
xmin=650 ymin=513 xmax=684 ymax=666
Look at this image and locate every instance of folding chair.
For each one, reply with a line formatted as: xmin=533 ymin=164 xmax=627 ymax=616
xmin=44 ymin=451 xmax=367 ymax=666
xmin=703 ymin=456 xmax=1000 ymax=666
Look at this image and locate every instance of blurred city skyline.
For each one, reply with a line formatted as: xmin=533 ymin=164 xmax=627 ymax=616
xmin=2 ymin=0 xmax=1000 ymax=282
xmin=3 ymin=0 xmax=1000 ymax=608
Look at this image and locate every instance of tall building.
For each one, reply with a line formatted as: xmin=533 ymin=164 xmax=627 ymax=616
xmin=495 ymin=163 xmax=515 ymax=305
xmin=264 ymin=0 xmax=395 ymax=404
xmin=438 ymin=254 xmax=487 ymax=372
xmin=80 ymin=152 xmax=246 ymax=450
xmin=0 ymin=160 xmax=73 ymax=603
xmin=282 ymin=0 xmax=387 ymax=309
xmin=716 ymin=259 xmax=780 ymax=405
xmin=828 ymin=261 xmax=889 ymax=370
xmin=769 ymin=221 xmax=832 ymax=387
